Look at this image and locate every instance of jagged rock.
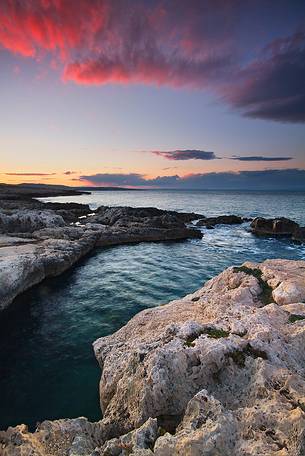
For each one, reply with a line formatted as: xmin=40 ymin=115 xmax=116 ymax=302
xmin=250 ymin=217 xmax=299 ymax=236
xmin=196 ymin=215 xmax=244 ymax=227
xmin=0 ymin=417 xmax=107 ymax=456
xmin=101 ymin=418 xmax=158 ymax=455
xmin=1 ymin=260 xmax=305 ymax=455
xmin=91 ymin=206 xmax=203 ymax=226
xmin=93 ymin=259 xmax=305 ymax=455
xmin=0 ymin=210 xmax=66 ymax=234
xmin=0 ymin=205 xmax=202 ymax=310
xmin=43 ymin=202 xmax=91 ymax=223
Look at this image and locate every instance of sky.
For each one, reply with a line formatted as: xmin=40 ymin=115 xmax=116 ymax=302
xmin=0 ymin=0 xmax=305 ymax=189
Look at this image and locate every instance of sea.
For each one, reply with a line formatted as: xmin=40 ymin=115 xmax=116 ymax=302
xmin=0 ymin=190 xmax=304 ymax=430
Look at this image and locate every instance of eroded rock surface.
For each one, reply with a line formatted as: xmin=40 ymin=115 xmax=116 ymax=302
xmin=91 ymin=259 xmax=305 ymax=455
xmin=2 ymin=259 xmax=304 ymax=455
xmin=0 ymin=203 xmax=202 ymax=310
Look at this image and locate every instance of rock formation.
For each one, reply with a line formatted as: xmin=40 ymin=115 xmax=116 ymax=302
xmin=1 ymin=259 xmax=305 ymax=455
xmin=196 ymin=215 xmax=245 ymax=227
xmin=0 ymin=204 xmax=202 ymax=311
xmin=250 ymin=217 xmax=299 ymax=237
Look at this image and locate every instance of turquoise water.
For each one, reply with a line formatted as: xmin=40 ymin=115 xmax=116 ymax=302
xmin=0 ymin=190 xmax=304 ymax=430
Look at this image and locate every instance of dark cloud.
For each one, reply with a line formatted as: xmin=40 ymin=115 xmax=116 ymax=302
xmin=0 ymin=1 xmax=304 ymax=122
xmin=230 ymin=156 xmax=293 ymax=162
xmin=152 ymin=150 xmax=217 ymax=161
xmin=79 ymin=173 xmax=150 ymax=187
xmin=226 ymin=32 xmax=305 ymax=123
xmin=4 ymin=172 xmax=56 ymax=176
xmin=64 ymin=171 xmax=77 ymax=175
xmin=79 ymin=169 xmax=305 ymax=190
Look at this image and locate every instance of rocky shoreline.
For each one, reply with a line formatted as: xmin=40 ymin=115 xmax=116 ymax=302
xmin=1 ymin=259 xmax=305 ymax=455
xmin=1 ymin=185 xmax=304 ymax=311
xmin=0 ymin=186 xmax=305 ymax=454
xmin=0 ymin=195 xmax=204 ymax=311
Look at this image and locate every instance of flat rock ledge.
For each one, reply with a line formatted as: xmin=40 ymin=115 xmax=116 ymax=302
xmin=1 ymin=259 xmax=305 ymax=455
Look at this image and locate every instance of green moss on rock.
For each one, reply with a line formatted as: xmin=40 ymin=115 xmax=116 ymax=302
xmin=288 ymin=314 xmax=305 ymax=323
xmin=233 ymin=265 xmax=273 ymax=305
xmin=184 ymin=327 xmax=230 ymax=347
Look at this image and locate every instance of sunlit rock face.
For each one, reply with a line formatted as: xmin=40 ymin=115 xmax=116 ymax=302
xmin=92 ymin=259 xmax=305 ymax=455
xmin=2 ymin=259 xmax=304 ymax=455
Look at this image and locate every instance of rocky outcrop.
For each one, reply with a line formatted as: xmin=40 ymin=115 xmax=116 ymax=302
xmin=250 ymin=217 xmax=299 ymax=237
xmin=0 ymin=227 xmax=101 ymax=311
xmin=0 ymin=210 xmax=66 ymax=233
xmin=1 ymin=259 xmax=304 ymax=455
xmin=88 ymin=205 xmax=203 ymax=226
xmin=196 ymin=215 xmax=245 ymax=228
xmin=43 ymin=202 xmax=91 ymax=223
xmin=92 ymin=259 xmax=305 ymax=455
xmin=0 ymin=204 xmax=202 ymax=310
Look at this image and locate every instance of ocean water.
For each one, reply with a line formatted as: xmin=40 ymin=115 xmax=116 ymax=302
xmin=0 ymin=190 xmax=304 ymax=430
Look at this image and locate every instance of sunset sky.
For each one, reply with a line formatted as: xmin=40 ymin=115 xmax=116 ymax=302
xmin=0 ymin=0 xmax=305 ymax=189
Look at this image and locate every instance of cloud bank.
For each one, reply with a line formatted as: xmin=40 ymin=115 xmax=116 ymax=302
xmin=0 ymin=1 xmax=304 ymax=122
xmin=79 ymin=169 xmax=305 ymax=190
xmin=152 ymin=150 xmax=217 ymax=161
xmin=231 ymin=156 xmax=293 ymax=162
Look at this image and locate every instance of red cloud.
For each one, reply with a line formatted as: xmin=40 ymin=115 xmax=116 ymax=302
xmin=0 ymin=1 xmax=304 ymax=122
xmin=0 ymin=0 xmax=106 ymax=58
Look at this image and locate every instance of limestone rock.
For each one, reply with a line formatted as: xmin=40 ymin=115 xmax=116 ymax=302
xmin=0 ymin=204 xmax=202 ymax=310
xmin=1 ymin=260 xmax=305 ymax=455
xmin=93 ymin=259 xmax=305 ymax=455
xmin=0 ymin=210 xmax=66 ymax=234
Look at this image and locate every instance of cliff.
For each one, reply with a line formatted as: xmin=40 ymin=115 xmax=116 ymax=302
xmin=1 ymin=259 xmax=305 ymax=455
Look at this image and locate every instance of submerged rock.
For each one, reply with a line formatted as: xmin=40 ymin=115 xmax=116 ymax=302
xmin=1 ymin=259 xmax=304 ymax=455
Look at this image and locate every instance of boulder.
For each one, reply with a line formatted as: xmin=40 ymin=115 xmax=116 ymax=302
xmin=250 ymin=217 xmax=299 ymax=236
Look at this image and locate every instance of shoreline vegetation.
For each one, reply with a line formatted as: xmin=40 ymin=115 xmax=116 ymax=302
xmin=0 ymin=183 xmax=305 ymax=454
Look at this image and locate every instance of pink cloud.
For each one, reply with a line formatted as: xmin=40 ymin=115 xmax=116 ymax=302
xmin=0 ymin=1 xmax=304 ymax=122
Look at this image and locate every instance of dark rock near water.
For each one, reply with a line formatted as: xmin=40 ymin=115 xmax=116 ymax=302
xmin=250 ymin=217 xmax=299 ymax=236
xmin=0 ymin=183 xmax=88 ymax=199
xmin=93 ymin=205 xmax=203 ymax=226
xmin=292 ymin=226 xmax=305 ymax=243
xmin=196 ymin=215 xmax=244 ymax=227
xmin=43 ymin=202 xmax=91 ymax=223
